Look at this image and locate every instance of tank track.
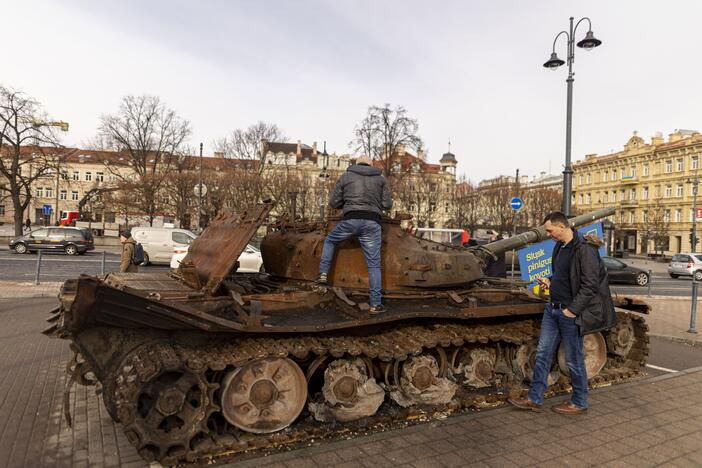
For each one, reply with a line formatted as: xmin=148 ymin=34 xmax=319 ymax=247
xmin=104 ymin=310 xmax=648 ymax=465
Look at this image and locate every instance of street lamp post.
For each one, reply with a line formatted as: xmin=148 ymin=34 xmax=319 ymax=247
xmin=543 ymin=17 xmax=602 ymax=217
xmin=198 ymin=142 xmax=203 ymax=231
xmin=687 ymin=174 xmax=700 ymax=334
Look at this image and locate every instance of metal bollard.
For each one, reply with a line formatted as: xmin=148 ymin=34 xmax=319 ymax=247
xmin=689 ymin=280 xmax=699 ymax=334
xmin=101 ymin=250 xmax=106 ymax=275
xmin=647 ymin=269 xmax=652 ymax=298
xmin=34 ymin=250 xmax=43 ymax=285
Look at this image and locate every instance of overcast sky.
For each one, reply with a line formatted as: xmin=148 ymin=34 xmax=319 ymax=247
xmin=4 ymin=0 xmax=701 ymax=182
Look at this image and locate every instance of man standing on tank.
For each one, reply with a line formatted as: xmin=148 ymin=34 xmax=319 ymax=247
xmin=316 ymin=154 xmax=392 ymax=314
xmin=508 ymin=211 xmax=616 ymax=414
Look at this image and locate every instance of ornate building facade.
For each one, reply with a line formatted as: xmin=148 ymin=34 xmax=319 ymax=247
xmin=573 ymin=130 xmax=702 ymax=255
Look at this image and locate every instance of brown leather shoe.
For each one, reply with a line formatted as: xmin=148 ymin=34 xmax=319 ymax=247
xmin=552 ymin=402 xmax=587 ymax=414
xmin=507 ymin=397 xmax=542 ymax=411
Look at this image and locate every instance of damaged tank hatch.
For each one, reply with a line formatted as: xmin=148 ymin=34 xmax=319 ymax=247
xmin=44 ymin=205 xmax=650 ymax=465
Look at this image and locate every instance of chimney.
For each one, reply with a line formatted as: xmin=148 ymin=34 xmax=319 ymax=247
xmin=296 ymin=140 xmax=301 ymax=156
xmin=312 ymin=142 xmax=317 ymax=155
xmin=669 ymin=131 xmax=682 ymax=143
xmin=213 ymin=151 xmax=225 ymax=158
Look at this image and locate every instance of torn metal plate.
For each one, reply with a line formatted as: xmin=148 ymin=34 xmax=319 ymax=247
xmin=180 ymin=203 xmax=272 ymax=293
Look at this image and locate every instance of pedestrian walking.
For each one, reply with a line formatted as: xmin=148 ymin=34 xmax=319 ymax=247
xmin=24 ymin=218 xmax=31 ymax=232
xmin=316 ymin=154 xmax=393 ymax=314
xmin=119 ymin=229 xmax=139 ymax=273
xmin=508 ymin=211 xmax=616 ymax=414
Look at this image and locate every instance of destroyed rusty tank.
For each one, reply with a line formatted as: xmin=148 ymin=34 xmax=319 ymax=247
xmin=44 ymin=205 xmax=650 ymax=465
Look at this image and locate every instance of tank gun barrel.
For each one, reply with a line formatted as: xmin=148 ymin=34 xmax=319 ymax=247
xmin=473 ymin=207 xmax=615 ymax=263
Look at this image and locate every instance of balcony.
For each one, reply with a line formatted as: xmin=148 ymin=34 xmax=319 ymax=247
xmin=621 ymin=199 xmax=638 ymax=206
xmin=620 ymin=176 xmax=637 ymax=185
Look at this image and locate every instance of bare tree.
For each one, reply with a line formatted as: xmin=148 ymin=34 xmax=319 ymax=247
xmin=477 ymin=180 xmax=515 ymax=234
xmin=641 ymin=201 xmax=670 ymax=256
xmin=164 ymin=149 xmax=199 ymax=229
xmin=213 ymin=121 xmax=287 ymax=172
xmin=96 ymin=95 xmax=191 ymax=226
xmin=447 ymin=176 xmax=481 ymax=232
xmin=350 ymin=104 xmax=423 ymax=186
xmin=522 ymin=186 xmax=562 ymax=227
xmin=393 ymin=171 xmax=443 ymax=228
xmin=0 ymin=86 xmax=65 ymax=235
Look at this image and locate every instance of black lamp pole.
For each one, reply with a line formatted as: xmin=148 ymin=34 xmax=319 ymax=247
xmin=543 ymin=17 xmax=602 ymax=216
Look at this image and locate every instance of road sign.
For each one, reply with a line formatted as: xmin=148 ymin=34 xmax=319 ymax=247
xmin=510 ymin=197 xmax=523 ymax=211
xmin=42 ymin=204 xmax=53 ymax=216
xmin=696 ymin=208 xmax=702 ymax=221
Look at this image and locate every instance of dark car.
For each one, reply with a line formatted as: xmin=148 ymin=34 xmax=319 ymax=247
xmin=602 ymin=256 xmax=649 ymax=286
xmin=9 ymin=227 xmax=95 ymax=255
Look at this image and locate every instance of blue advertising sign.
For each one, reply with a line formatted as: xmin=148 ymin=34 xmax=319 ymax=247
xmin=510 ymin=197 xmax=523 ymax=211
xmin=518 ymin=222 xmax=606 ymax=285
xmin=42 ymin=204 xmax=53 ymax=216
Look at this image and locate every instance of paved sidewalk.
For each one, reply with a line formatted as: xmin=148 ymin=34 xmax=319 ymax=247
xmin=1 ymin=297 xmax=702 ymax=468
xmin=624 ymin=297 xmax=702 ymax=346
xmin=0 ymin=280 xmax=62 ymax=298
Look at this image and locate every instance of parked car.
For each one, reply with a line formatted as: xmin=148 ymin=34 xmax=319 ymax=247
xmin=602 ymin=256 xmax=649 ymax=286
xmin=131 ymin=227 xmax=197 ymax=265
xmin=668 ymin=253 xmax=702 ymax=280
xmin=170 ymin=243 xmax=264 ymax=272
xmin=9 ymin=227 xmax=94 ymax=255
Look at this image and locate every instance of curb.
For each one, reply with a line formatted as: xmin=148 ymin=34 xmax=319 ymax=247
xmin=649 ymin=332 xmax=702 ymax=347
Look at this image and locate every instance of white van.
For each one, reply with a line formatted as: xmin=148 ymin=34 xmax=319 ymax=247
xmin=131 ymin=227 xmax=197 ymax=265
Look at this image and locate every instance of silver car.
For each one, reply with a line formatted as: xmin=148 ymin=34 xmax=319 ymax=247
xmin=668 ymin=253 xmax=702 ymax=280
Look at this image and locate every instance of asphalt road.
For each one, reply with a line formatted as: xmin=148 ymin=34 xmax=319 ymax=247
xmin=610 ymin=273 xmax=699 ymax=297
xmin=0 ymin=248 xmax=171 ymax=282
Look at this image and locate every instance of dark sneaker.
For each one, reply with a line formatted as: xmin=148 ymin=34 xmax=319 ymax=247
xmin=315 ymin=273 xmax=328 ymax=285
xmin=369 ymin=304 xmax=387 ymax=315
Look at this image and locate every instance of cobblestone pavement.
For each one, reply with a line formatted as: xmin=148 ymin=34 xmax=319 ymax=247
xmin=2 ymin=298 xmax=702 ymax=468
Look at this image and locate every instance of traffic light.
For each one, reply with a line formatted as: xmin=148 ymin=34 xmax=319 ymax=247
xmin=691 ymin=228 xmax=698 ymax=251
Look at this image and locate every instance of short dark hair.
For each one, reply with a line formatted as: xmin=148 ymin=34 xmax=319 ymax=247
xmin=543 ymin=211 xmax=570 ymax=227
xmin=120 ymin=229 xmax=132 ymax=238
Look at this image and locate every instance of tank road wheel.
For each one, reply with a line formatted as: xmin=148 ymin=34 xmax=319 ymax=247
xmin=454 ymin=348 xmax=496 ymax=388
xmin=606 ymin=317 xmax=636 ymax=357
xmin=309 ymin=358 xmax=385 ymax=422
xmin=112 ymin=344 xmax=216 ymax=463
xmin=557 ymin=332 xmax=607 ymax=379
xmin=513 ymin=343 xmax=560 ymax=386
xmin=389 ymin=355 xmax=457 ymax=407
xmin=221 ymin=357 xmax=307 ymax=434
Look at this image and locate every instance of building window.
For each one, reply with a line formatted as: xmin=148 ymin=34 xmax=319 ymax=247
xmin=693 ymin=156 xmax=699 ymax=170
xmin=643 ymin=187 xmax=649 ymax=200
xmin=677 ymin=159 xmax=684 ymax=171
xmin=612 ymin=191 xmax=617 ymax=202
xmin=619 ymin=168 xmax=624 ymax=179
xmin=586 ymin=193 xmax=591 ymax=204
xmin=630 ymin=188 xmax=636 ymax=200
xmin=85 ymin=171 xmax=92 ymax=182
xmin=620 ymin=211 xmax=625 ymax=223
xmin=665 ymin=185 xmax=672 ymax=197
xmin=72 ymin=171 xmax=79 ymax=181
xmin=677 ymin=184 xmax=684 ymax=197
xmin=71 ymin=191 xmax=79 ymax=201
xmin=603 ymin=191 xmax=608 ymax=202
xmin=611 ymin=169 xmax=616 ymax=180
xmin=61 ymin=170 xmax=69 ymax=180
xmin=578 ymin=175 xmax=583 ymax=185
xmin=603 ymin=171 xmax=608 ymax=182
xmin=578 ymin=194 xmax=583 ymax=205
xmin=629 ymin=211 xmax=635 ymax=223
xmin=586 ymin=174 xmax=591 ymax=184
xmin=666 ymin=160 xmax=672 ymax=173
xmin=675 ymin=209 xmax=682 ymax=222
xmin=664 ymin=210 xmax=670 ymax=223
xmin=631 ymin=166 xmax=637 ymax=178
xmin=59 ymin=190 xmax=67 ymax=200
xmin=643 ymin=165 xmax=649 ymax=176
xmin=620 ymin=189 xmax=625 ymax=200
xmin=642 ymin=211 xmax=648 ymax=223
xmin=96 ymin=172 xmax=104 ymax=182
xmin=36 ymin=187 xmax=44 ymax=198
xmin=45 ymin=187 xmax=53 ymax=198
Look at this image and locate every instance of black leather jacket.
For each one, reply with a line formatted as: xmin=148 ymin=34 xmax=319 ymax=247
xmin=552 ymin=230 xmax=617 ymax=335
xmin=329 ymin=164 xmax=393 ymax=216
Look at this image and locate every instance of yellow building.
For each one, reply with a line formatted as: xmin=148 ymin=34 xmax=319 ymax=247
xmin=573 ymin=130 xmax=702 ymax=255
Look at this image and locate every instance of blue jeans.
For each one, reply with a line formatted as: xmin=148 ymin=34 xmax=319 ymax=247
xmin=319 ymin=219 xmax=382 ymax=306
xmin=528 ymin=304 xmax=589 ymax=408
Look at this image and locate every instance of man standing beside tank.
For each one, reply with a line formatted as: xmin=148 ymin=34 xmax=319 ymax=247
xmin=119 ymin=229 xmax=139 ymax=273
xmin=316 ymin=155 xmax=393 ymax=314
xmin=508 ymin=211 xmax=616 ymax=414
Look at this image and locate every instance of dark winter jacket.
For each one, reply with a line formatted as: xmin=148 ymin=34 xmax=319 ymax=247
xmin=552 ymin=230 xmax=616 ymax=335
xmin=329 ymin=164 xmax=393 ymax=216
